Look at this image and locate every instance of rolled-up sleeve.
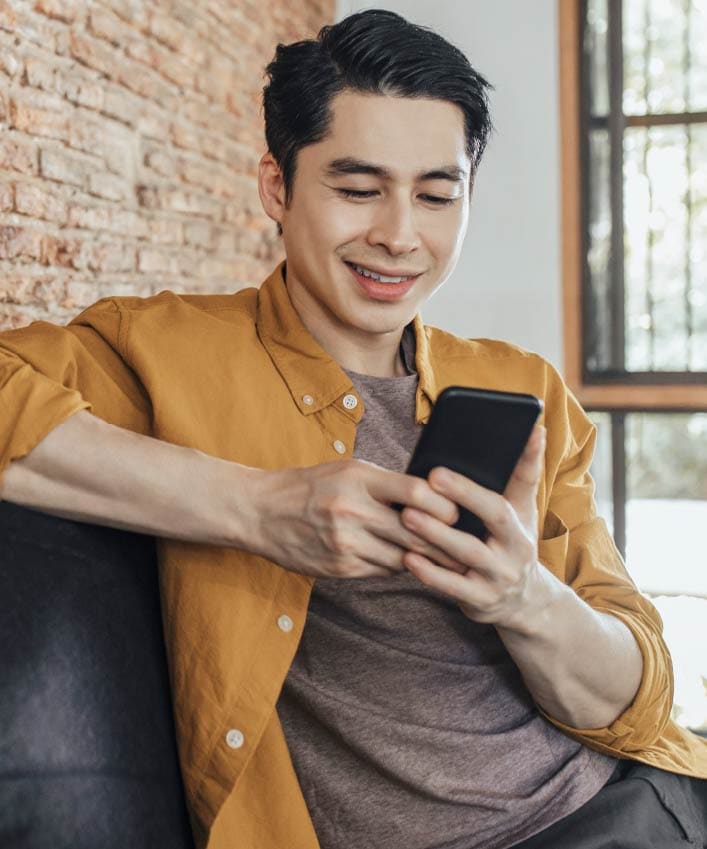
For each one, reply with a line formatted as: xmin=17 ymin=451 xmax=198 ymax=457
xmin=0 ymin=298 xmax=152 ymax=491
xmin=536 ymin=366 xmax=674 ymax=755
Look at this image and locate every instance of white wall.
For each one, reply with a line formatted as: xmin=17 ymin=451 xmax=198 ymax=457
xmin=335 ymin=0 xmax=564 ymax=370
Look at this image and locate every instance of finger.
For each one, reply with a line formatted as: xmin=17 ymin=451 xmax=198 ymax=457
xmin=369 ymin=468 xmax=460 ymax=526
xmin=378 ymin=505 xmax=469 ymax=574
xmin=427 ymin=468 xmax=522 ymax=547
xmin=404 ymin=551 xmax=490 ymax=611
xmin=503 ymin=425 xmax=545 ymax=515
xmin=400 ymin=506 xmax=494 ymax=574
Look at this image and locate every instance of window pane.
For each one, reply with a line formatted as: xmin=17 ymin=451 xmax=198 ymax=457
xmin=650 ymin=594 xmax=707 ymax=732
xmin=586 ymin=410 xmax=707 ymax=732
xmin=584 ymin=0 xmax=707 ymax=376
xmin=586 ymin=129 xmax=614 ymax=372
xmin=688 ymin=0 xmax=707 ymax=112
xmin=625 ymin=411 xmax=707 ymax=594
xmin=586 ymin=0 xmax=610 ymax=116
xmin=624 ymin=123 xmax=707 ymax=371
xmin=624 ymin=0 xmax=707 ymax=114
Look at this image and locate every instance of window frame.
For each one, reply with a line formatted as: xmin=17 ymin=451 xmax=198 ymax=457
xmin=558 ymin=0 xmax=707 ymax=412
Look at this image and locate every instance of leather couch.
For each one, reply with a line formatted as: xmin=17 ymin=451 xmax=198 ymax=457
xmin=0 ymin=501 xmax=195 ymax=849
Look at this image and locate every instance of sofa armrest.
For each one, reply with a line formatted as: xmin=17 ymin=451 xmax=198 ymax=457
xmin=0 ymin=501 xmax=195 ymax=849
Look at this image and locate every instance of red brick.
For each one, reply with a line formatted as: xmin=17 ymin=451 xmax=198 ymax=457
xmin=58 ymin=71 xmax=104 ymax=111
xmin=68 ymin=115 xmax=133 ymax=176
xmin=9 ymin=96 xmax=69 ymax=142
xmin=68 ymin=204 xmax=149 ymax=238
xmin=0 ymin=44 xmax=24 ymax=78
xmin=116 ymin=57 xmax=174 ymax=103
xmin=0 ymin=275 xmax=44 ymax=306
xmin=136 ymin=110 xmax=170 ymax=141
xmin=70 ymin=31 xmax=119 ymax=77
xmin=14 ymin=182 xmax=68 ymax=224
xmin=184 ymin=219 xmax=213 ymax=248
xmin=179 ymin=159 xmax=226 ymax=194
xmin=144 ymin=148 xmax=176 ymax=177
xmin=149 ymin=12 xmax=206 ymax=66
xmin=88 ymin=8 xmax=134 ymax=48
xmin=100 ymin=0 xmax=148 ymax=30
xmin=0 ymin=226 xmax=43 ymax=261
xmin=138 ymin=247 xmax=184 ymax=274
xmin=138 ymin=185 xmax=220 ymax=218
xmin=7 ymin=7 xmax=58 ymax=51
xmin=0 ymin=136 xmax=38 ymax=176
xmin=88 ymin=171 xmax=128 ymax=202
xmin=0 ymin=182 xmax=14 ymax=211
xmin=25 ymin=57 xmax=57 ymax=92
xmin=41 ymin=235 xmax=82 ymax=267
xmin=82 ymin=241 xmax=136 ymax=272
xmin=149 ymin=217 xmax=183 ymax=244
xmin=34 ymin=0 xmax=86 ymax=24
xmin=171 ymin=120 xmax=201 ymax=153
xmin=0 ymin=7 xmax=18 ymax=31
xmin=102 ymin=85 xmax=141 ymax=126
xmin=40 ymin=146 xmax=98 ymax=189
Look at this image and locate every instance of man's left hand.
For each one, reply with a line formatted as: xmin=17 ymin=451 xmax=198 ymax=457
xmin=400 ymin=424 xmax=550 ymax=631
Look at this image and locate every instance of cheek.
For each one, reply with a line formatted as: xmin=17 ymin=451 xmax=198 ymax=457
xmin=426 ymin=210 xmax=467 ymax=258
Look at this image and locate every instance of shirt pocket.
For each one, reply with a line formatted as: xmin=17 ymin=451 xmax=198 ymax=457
xmin=537 ymin=509 xmax=569 ymax=581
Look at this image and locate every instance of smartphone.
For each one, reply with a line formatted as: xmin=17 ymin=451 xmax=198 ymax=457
xmin=394 ymin=386 xmax=543 ymax=540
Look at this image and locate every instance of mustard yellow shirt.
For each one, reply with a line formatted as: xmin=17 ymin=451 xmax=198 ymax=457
xmin=1 ymin=262 xmax=705 ymax=849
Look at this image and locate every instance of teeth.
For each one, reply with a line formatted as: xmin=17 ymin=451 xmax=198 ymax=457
xmin=351 ymin=263 xmax=411 ymax=284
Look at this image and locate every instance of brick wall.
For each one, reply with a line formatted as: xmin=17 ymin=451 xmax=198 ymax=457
xmin=0 ymin=0 xmax=334 ymax=329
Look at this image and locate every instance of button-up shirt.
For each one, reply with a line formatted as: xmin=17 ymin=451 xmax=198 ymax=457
xmin=1 ymin=262 xmax=705 ymax=849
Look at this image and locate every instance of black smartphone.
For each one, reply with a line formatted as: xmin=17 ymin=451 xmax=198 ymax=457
xmin=394 ymin=386 xmax=543 ymax=540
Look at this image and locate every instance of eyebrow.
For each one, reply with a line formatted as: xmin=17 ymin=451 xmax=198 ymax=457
xmin=324 ymin=157 xmax=468 ymax=184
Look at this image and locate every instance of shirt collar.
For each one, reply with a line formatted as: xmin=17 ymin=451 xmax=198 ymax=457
xmin=255 ymin=262 xmax=437 ymax=423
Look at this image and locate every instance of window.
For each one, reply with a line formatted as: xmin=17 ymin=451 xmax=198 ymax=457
xmin=560 ymin=0 xmax=707 ymax=734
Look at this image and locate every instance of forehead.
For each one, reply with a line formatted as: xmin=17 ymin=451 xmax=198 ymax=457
xmin=305 ymin=91 xmax=469 ymax=176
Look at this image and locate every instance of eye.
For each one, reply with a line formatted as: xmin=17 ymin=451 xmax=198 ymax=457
xmin=337 ymin=188 xmax=378 ymax=199
xmin=420 ymin=195 xmax=457 ymax=206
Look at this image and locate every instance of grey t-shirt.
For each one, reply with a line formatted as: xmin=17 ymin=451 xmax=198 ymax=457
xmin=276 ymin=324 xmax=617 ymax=849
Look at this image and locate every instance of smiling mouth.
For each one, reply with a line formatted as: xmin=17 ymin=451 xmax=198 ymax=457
xmin=344 ymin=261 xmax=422 ymax=284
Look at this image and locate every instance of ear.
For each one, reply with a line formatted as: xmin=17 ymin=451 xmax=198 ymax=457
xmin=258 ymin=152 xmax=286 ymax=226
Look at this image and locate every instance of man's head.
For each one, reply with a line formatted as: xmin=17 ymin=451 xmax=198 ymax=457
xmin=262 ymin=9 xmax=494 ymax=208
xmin=257 ymin=10 xmax=494 ymax=375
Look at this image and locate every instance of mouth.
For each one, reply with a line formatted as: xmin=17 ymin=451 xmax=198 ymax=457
xmin=343 ymin=260 xmax=422 ymax=302
xmin=344 ymin=261 xmax=422 ymax=283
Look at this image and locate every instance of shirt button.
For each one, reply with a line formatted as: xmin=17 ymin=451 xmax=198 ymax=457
xmin=342 ymin=393 xmax=358 ymax=410
xmin=333 ymin=440 xmax=346 ymax=454
xmin=226 ymin=728 xmax=244 ymax=749
xmin=277 ymin=614 xmax=293 ymax=633
xmin=302 ymin=394 xmax=314 ymax=406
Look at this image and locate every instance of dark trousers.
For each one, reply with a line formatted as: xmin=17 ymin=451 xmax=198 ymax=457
xmin=511 ymin=759 xmax=707 ymax=848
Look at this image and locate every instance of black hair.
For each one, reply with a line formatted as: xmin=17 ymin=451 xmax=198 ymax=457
xmin=262 ymin=9 xmax=494 ymax=216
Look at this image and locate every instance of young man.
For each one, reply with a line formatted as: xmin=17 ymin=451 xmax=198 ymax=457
xmin=1 ymin=9 xmax=705 ymax=849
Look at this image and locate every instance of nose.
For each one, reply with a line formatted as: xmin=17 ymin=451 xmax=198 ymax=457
xmin=366 ymin=194 xmax=421 ymax=256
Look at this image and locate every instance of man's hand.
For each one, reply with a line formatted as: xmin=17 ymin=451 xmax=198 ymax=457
xmin=245 ymin=458 xmax=463 ymax=579
xmin=398 ymin=424 xmax=551 ymax=629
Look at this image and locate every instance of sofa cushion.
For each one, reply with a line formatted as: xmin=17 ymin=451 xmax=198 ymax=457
xmin=0 ymin=501 xmax=195 ymax=849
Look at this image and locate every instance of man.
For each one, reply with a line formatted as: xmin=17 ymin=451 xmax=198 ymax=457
xmin=1 ymin=9 xmax=705 ymax=849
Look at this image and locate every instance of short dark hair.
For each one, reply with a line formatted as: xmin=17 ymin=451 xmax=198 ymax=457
xmin=262 ymin=9 xmax=494 ymax=207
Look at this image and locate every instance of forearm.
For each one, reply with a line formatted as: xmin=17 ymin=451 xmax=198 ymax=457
xmin=1 ymin=409 xmax=261 ymax=549
xmin=495 ymin=566 xmax=644 ymax=729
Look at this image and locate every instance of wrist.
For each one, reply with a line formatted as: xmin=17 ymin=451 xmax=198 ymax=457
xmin=495 ymin=561 xmax=562 ymax=640
xmin=196 ymin=452 xmax=269 ymax=551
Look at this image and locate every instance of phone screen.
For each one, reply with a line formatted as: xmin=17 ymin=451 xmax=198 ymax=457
xmin=398 ymin=386 xmax=542 ymax=539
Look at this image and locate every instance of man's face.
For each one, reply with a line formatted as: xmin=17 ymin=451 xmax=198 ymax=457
xmin=262 ymin=91 xmax=472 ymax=362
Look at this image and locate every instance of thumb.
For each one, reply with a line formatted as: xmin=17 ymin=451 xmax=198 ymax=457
xmin=503 ymin=425 xmax=545 ymax=530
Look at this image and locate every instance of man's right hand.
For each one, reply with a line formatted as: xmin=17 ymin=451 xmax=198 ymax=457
xmin=245 ymin=459 xmax=462 ymax=579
